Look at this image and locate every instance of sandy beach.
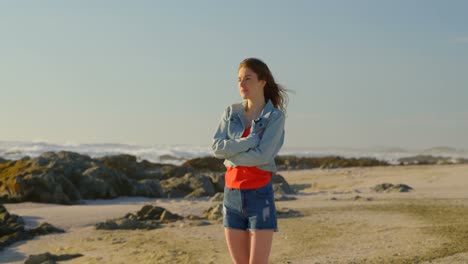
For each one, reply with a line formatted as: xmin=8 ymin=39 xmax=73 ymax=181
xmin=2 ymin=164 xmax=468 ymax=263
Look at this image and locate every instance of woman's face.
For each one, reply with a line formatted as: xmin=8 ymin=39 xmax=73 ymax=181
xmin=238 ymin=67 xmax=266 ymax=100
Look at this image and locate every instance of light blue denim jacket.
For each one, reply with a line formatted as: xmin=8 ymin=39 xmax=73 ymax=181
xmin=211 ymin=98 xmax=285 ymax=172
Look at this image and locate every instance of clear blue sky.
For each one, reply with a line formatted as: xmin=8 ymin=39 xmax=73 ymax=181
xmin=1 ymin=0 xmax=467 ymax=149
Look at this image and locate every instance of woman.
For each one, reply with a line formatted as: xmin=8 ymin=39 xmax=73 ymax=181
xmin=212 ymin=57 xmax=290 ymax=264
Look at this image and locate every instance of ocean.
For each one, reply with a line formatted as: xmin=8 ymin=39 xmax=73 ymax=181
xmin=1 ymin=140 xmax=467 ymax=166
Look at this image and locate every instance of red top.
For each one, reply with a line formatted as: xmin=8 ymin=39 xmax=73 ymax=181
xmin=225 ymin=126 xmax=272 ymax=189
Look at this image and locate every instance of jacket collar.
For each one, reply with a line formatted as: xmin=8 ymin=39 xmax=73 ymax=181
xmin=232 ymin=98 xmax=275 ymax=119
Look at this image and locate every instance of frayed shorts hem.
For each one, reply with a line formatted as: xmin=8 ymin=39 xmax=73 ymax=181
xmin=223 ymin=226 xmax=279 ymax=233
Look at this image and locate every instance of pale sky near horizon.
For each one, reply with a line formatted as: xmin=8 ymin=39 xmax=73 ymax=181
xmin=1 ymin=1 xmax=467 ymax=149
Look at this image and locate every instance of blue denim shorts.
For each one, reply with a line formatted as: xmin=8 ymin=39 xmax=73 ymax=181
xmin=223 ymin=181 xmax=279 ymax=232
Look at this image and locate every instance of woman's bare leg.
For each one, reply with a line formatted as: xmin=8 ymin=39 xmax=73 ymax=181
xmin=224 ymin=228 xmax=251 ymax=264
xmin=249 ymin=230 xmax=274 ymax=264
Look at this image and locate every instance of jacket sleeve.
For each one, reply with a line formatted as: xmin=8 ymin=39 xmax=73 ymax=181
xmin=225 ymin=111 xmax=285 ymax=167
xmin=211 ymin=106 xmax=260 ymax=159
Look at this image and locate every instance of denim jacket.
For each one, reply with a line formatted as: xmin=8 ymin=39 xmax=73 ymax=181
xmin=211 ymin=98 xmax=285 ymax=172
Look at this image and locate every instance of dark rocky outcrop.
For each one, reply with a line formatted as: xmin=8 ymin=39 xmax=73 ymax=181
xmin=28 ymin=222 xmax=65 ymax=236
xmin=0 ymin=204 xmax=28 ymax=249
xmin=182 ymin=156 xmax=226 ymax=172
xmin=0 ymin=151 xmax=218 ymax=204
xmin=330 ymin=195 xmax=374 ymax=201
xmin=95 ymin=205 xmax=199 ymax=230
xmin=0 ymin=151 xmax=132 ymax=204
xmin=209 ymin=192 xmax=224 ymax=202
xmin=372 ymin=183 xmax=413 ymax=193
xmin=24 ymin=252 xmax=83 ymax=264
xmin=98 ymin=154 xmax=168 ymax=181
xmin=352 ymin=195 xmax=374 ymax=201
xmin=205 ymin=172 xmax=225 ymax=193
xmin=0 ymin=151 xmax=301 ymax=205
xmin=271 ymin=173 xmax=297 ymax=201
xmin=202 ymin=203 xmax=223 ymax=222
xmin=0 ymin=204 xmax=64 ymax=250
xmin=1 ymin=150 xmax=463 ymax=206
xmin=189 ymin=155 xmax=390 ymax=172
xmin=272 ymin=173 xmax=295 ymax=194
xmin=275 ymin=155 xmax=390 ymax=170
xmin=94 ymin=203 xmax=229 ymax=231
xmin=276 ymin=207 xmax=303 ymax=218
xmin=159 ymin=172 xmax=216 ymax=198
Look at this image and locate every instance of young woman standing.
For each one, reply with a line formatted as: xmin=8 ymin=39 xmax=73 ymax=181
xmin=212 ymin=57 xmax=290 ymax=264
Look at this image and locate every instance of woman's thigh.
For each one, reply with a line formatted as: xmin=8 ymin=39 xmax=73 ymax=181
xmin=224 ymin=227 xmax=251 ymax=262
xmin=249 ymin=229 xmax=274 ymax=264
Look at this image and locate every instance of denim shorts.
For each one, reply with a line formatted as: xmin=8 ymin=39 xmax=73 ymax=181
xmin=222 ymin=181 xmax=279 ymax=232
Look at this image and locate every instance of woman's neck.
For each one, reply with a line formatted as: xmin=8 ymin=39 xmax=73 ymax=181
xmin=244 ymin=97 xmax=266 ymax=115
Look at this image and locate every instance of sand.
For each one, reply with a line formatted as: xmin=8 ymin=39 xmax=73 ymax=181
xmin=2 ymin=164 xmax=468 ymax=263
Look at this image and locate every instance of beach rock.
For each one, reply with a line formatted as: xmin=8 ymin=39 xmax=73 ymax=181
xmin=95 ymin=217 xmax=161 ymax=230
xmin=160 ymin=172 xmax=215 ymax=198
xmin=352 ymin=195 xmax=374 ymax=201
xmin=320 ymin=163 xmax=340 ymax=169
xmin=0 ymin=205 xmax=64 ymax=250
xmin=274 ymin=155 xmax=389 ymax=170
xmin=206 ymin=172 xmax=225 ymax=193
xmin=209 ymin=192 xmax=224 ymax=202
xmin=202 ymin=203 xmax=223 ymax=222
xmin=78 ymin=166 xmax=124 ymax=199
xmin=162 ymin=166 xmax=197 ymax=179
xmin=329 ymin=193 xmax=374 ymax=201
xmin=274 ymin=193 xmax=297 ymax=201
xmin=24 ymin=252 xmax=84 ymax=264
xmin=0 ymin=204 xmax=29 ymax=249
xmin=160 ymin=210 xmax=184 ymax=223
xmin=372 ymin=183 xmax=413 ymax=193
xmin=97 ymin=154 xmax=168 ymax=181
xmin=136 ymin=205 xmax=166 ymax=220
xmin=0 ymin=151 xmax=172 ymax=204
xmin=95 ymin=205 xmax=185 ymax=230
xmin=182 ymin=156 xmax=226 ymax=172
xmin=22 ymin=171 xmax=82 ymax=204
xmin=0 ymin=151 xmax=135 ymax=204
xmin=134 ymin=179 xmax=164 ymax=198
xmin=1 ymin=150 xmax=297 ymax=205
xmin=185 ymin=188 xmax=208 ymax=198
xmin=276 ymin=207 xmax=302 ymax=218
xmin=187 ymin=155 xmax=390 ymax=172
xmin=28 ymin=222 xmax=65 ymax=236
xmin=185 ymin=214 xmax=205 ymax=220
xmin=272 ymin=173 xmax=295 ymax=195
